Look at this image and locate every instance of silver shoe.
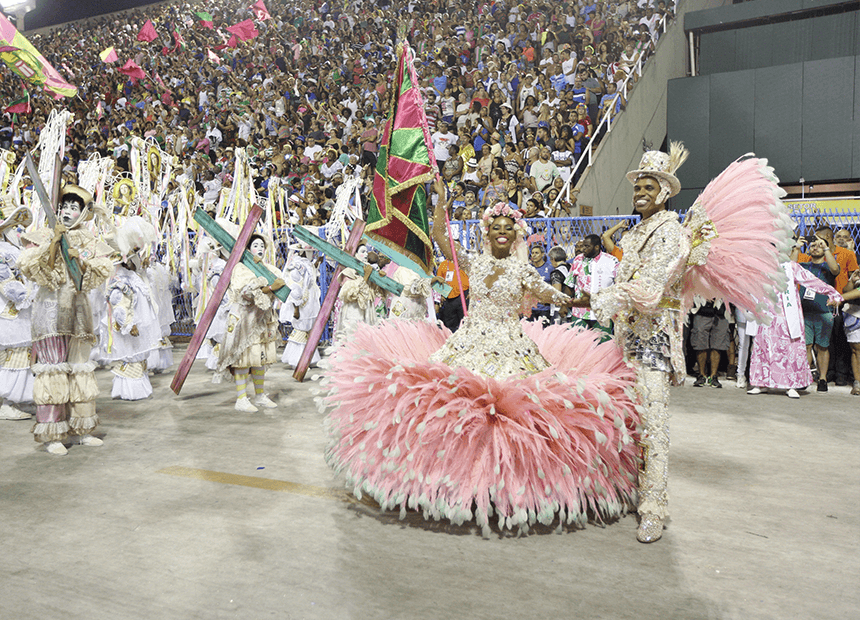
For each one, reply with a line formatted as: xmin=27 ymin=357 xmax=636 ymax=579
xmin=637 ymin=513 xmax=664 ymax=543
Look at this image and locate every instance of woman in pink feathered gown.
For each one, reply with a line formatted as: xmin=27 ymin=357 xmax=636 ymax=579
xmin=318 ymin=180 xmax=641 ymax=534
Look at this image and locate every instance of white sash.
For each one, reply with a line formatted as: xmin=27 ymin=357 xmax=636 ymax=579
xmin=781 ymin=263 xmax=802 ymax=340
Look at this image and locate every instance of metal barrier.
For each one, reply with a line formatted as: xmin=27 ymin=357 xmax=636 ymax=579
xmin=791 ymin=208 xmax=860 ymax=239
xmin=168 ymin=210 xmax=860 ymax=339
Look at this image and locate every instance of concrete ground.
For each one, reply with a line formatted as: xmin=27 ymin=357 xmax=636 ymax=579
xmin=1 ymin=345 xmax=857 ymax=620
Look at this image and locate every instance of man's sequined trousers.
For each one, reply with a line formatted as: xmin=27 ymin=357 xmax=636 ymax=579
xmin=635 ymin=367 xmax=670 ymax=518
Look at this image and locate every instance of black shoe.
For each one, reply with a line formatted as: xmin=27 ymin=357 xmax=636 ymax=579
xmin=726 ymin=364 xmax=738 ymax=380
xmin=817 ymin=379 xmax=828 ymax=393
xmin=709 ymin=376 xmax=723 ymax=388
xmin=835 ymin=378 xmax=849 ymax=387
xmin=693 ymin=375 xmax=707 ymax=387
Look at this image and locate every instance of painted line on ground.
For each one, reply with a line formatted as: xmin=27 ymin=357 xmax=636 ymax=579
xmin=157 ymin=465 xmax=355 ymax=502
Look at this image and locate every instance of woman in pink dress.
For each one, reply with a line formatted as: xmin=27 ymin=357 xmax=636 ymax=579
xmin=747 ymin=262 xmax=842 ymax=398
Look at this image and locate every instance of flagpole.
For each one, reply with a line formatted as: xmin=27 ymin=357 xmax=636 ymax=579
xmin=402 ymin=35 xmax=467 ymax=319
xmin=440 ymin=186 xmax=468 ymax=319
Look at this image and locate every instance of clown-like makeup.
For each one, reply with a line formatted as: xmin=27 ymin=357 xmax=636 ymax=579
xmin=249 ymin=237 xmax=266 ymax=259
xmin=355 ymin=244 xmax=369 ymax=263
xmin=59 ymin=199 xmax=82 ymax=227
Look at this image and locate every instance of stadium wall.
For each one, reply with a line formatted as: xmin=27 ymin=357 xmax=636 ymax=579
xmin=576 ymin=0 xmax=732 ymax=216
xmin=668 ymin=2 xmax=860 ymax=208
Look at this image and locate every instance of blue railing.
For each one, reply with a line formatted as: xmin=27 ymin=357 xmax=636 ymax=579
xmin=167 ymin=209 xmax=860 ymax=340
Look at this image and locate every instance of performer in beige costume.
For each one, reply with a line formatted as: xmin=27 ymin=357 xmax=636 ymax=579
xmin=574 ymin=145 xmax=691 ymax=542
xmin=18 ymin=186 xmax=114 ymax=455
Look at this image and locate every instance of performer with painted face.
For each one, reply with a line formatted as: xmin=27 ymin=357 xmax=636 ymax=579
xmin=331 ymin=242 xmax=383 ymax=346
xmin=215 ymin=224 xmax=285 ymax=412
xmin=17 ymin=185 xmax=114 ymax=455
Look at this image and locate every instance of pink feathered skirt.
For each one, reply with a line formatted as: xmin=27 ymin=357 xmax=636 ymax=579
xmin=319 ymin=320 xmax=642 ymax=534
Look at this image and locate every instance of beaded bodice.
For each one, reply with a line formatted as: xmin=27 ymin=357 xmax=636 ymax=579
xmin=430 ymin=253 xmax=568 ymax=379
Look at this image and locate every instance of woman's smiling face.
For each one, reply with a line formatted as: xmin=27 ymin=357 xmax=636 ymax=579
xmin=488 ymin=216 xmax=516 ymax=258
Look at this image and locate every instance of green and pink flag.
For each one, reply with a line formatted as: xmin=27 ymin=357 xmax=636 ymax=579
xmin=195 ymin=11 xmax=214 ymax=29
xmin=365 ymin=42 xmax=438 ymax=273
xmin=4 ymin=90 xmax=30 ymax=114
xmin=0 ymin=14 xmax=76 ymax=98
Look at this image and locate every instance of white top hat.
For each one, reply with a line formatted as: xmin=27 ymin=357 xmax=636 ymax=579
xmin=625 ymin=141 xmax=689 ymax=198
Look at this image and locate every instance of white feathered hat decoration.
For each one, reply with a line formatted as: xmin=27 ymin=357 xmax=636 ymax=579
xmin=116 ymin=216 xmax=158 ymax=262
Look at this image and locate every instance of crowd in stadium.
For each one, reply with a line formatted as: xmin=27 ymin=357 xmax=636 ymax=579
xmin=0 ymin=0 xmax=675 ymax=224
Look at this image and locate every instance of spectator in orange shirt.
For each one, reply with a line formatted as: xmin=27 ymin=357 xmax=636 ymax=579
xmin=435 ymin=259 xmax=469 ymax=333
xmin=792 ymin=225 xmax=858 ymax=294
xmin=792 ymin=225 xmax=859 ymax=386
xmin=601 ymin=220 xmax=629 ymax=261
xmin=523 ymin=43 xmax=536 ymax=65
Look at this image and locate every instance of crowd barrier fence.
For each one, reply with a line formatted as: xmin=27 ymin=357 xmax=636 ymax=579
xmin=167 ymin=209 xmax=860 ymax=341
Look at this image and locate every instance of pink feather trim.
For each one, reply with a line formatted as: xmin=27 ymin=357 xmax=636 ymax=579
xmin=682 ymin=155 xmax=792 ymax=318
xmin=320 ymin=320 xmax=641 ymax=533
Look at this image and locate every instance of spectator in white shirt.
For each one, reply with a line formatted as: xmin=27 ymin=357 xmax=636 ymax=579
xmin=202 ymin=170 xmax=222 ymax=204
xmin=639 ymin=7 xmax=662 ymax=39
xmin=431 ymin=121 xmax=458 ymax=171
xmin=561 ymin=49 xmax=578 ymax=85
xmin=304 ymin=136 xmax=324 ymax=161
xmin=206 ymin=124 xmax=223 ymax=146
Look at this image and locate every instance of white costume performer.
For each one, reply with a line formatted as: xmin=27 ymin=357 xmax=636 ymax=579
xmin=0 ymin=214 xmax=36 ymax=420
xmin=18 ymin=186 xmax=114 ymax=455
xmin=280 ymin=250 xmax=321 ymax=368
xmin=215 ymin=228 xmax=285 ymax=412
xmin=190 ymin=237 xmax=229 ymax=371
xmin=102 ymin=217 xmax=162 ymax=400
xmin=332 ymin=244 xmax=380 ymax=346
xmin=146 ymin=258 xmax=176 ymax=373
xmin=386 ymin=264 xmax=435 ymax=322
xmin=334 ymin=269 xmax=379 ymax=345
